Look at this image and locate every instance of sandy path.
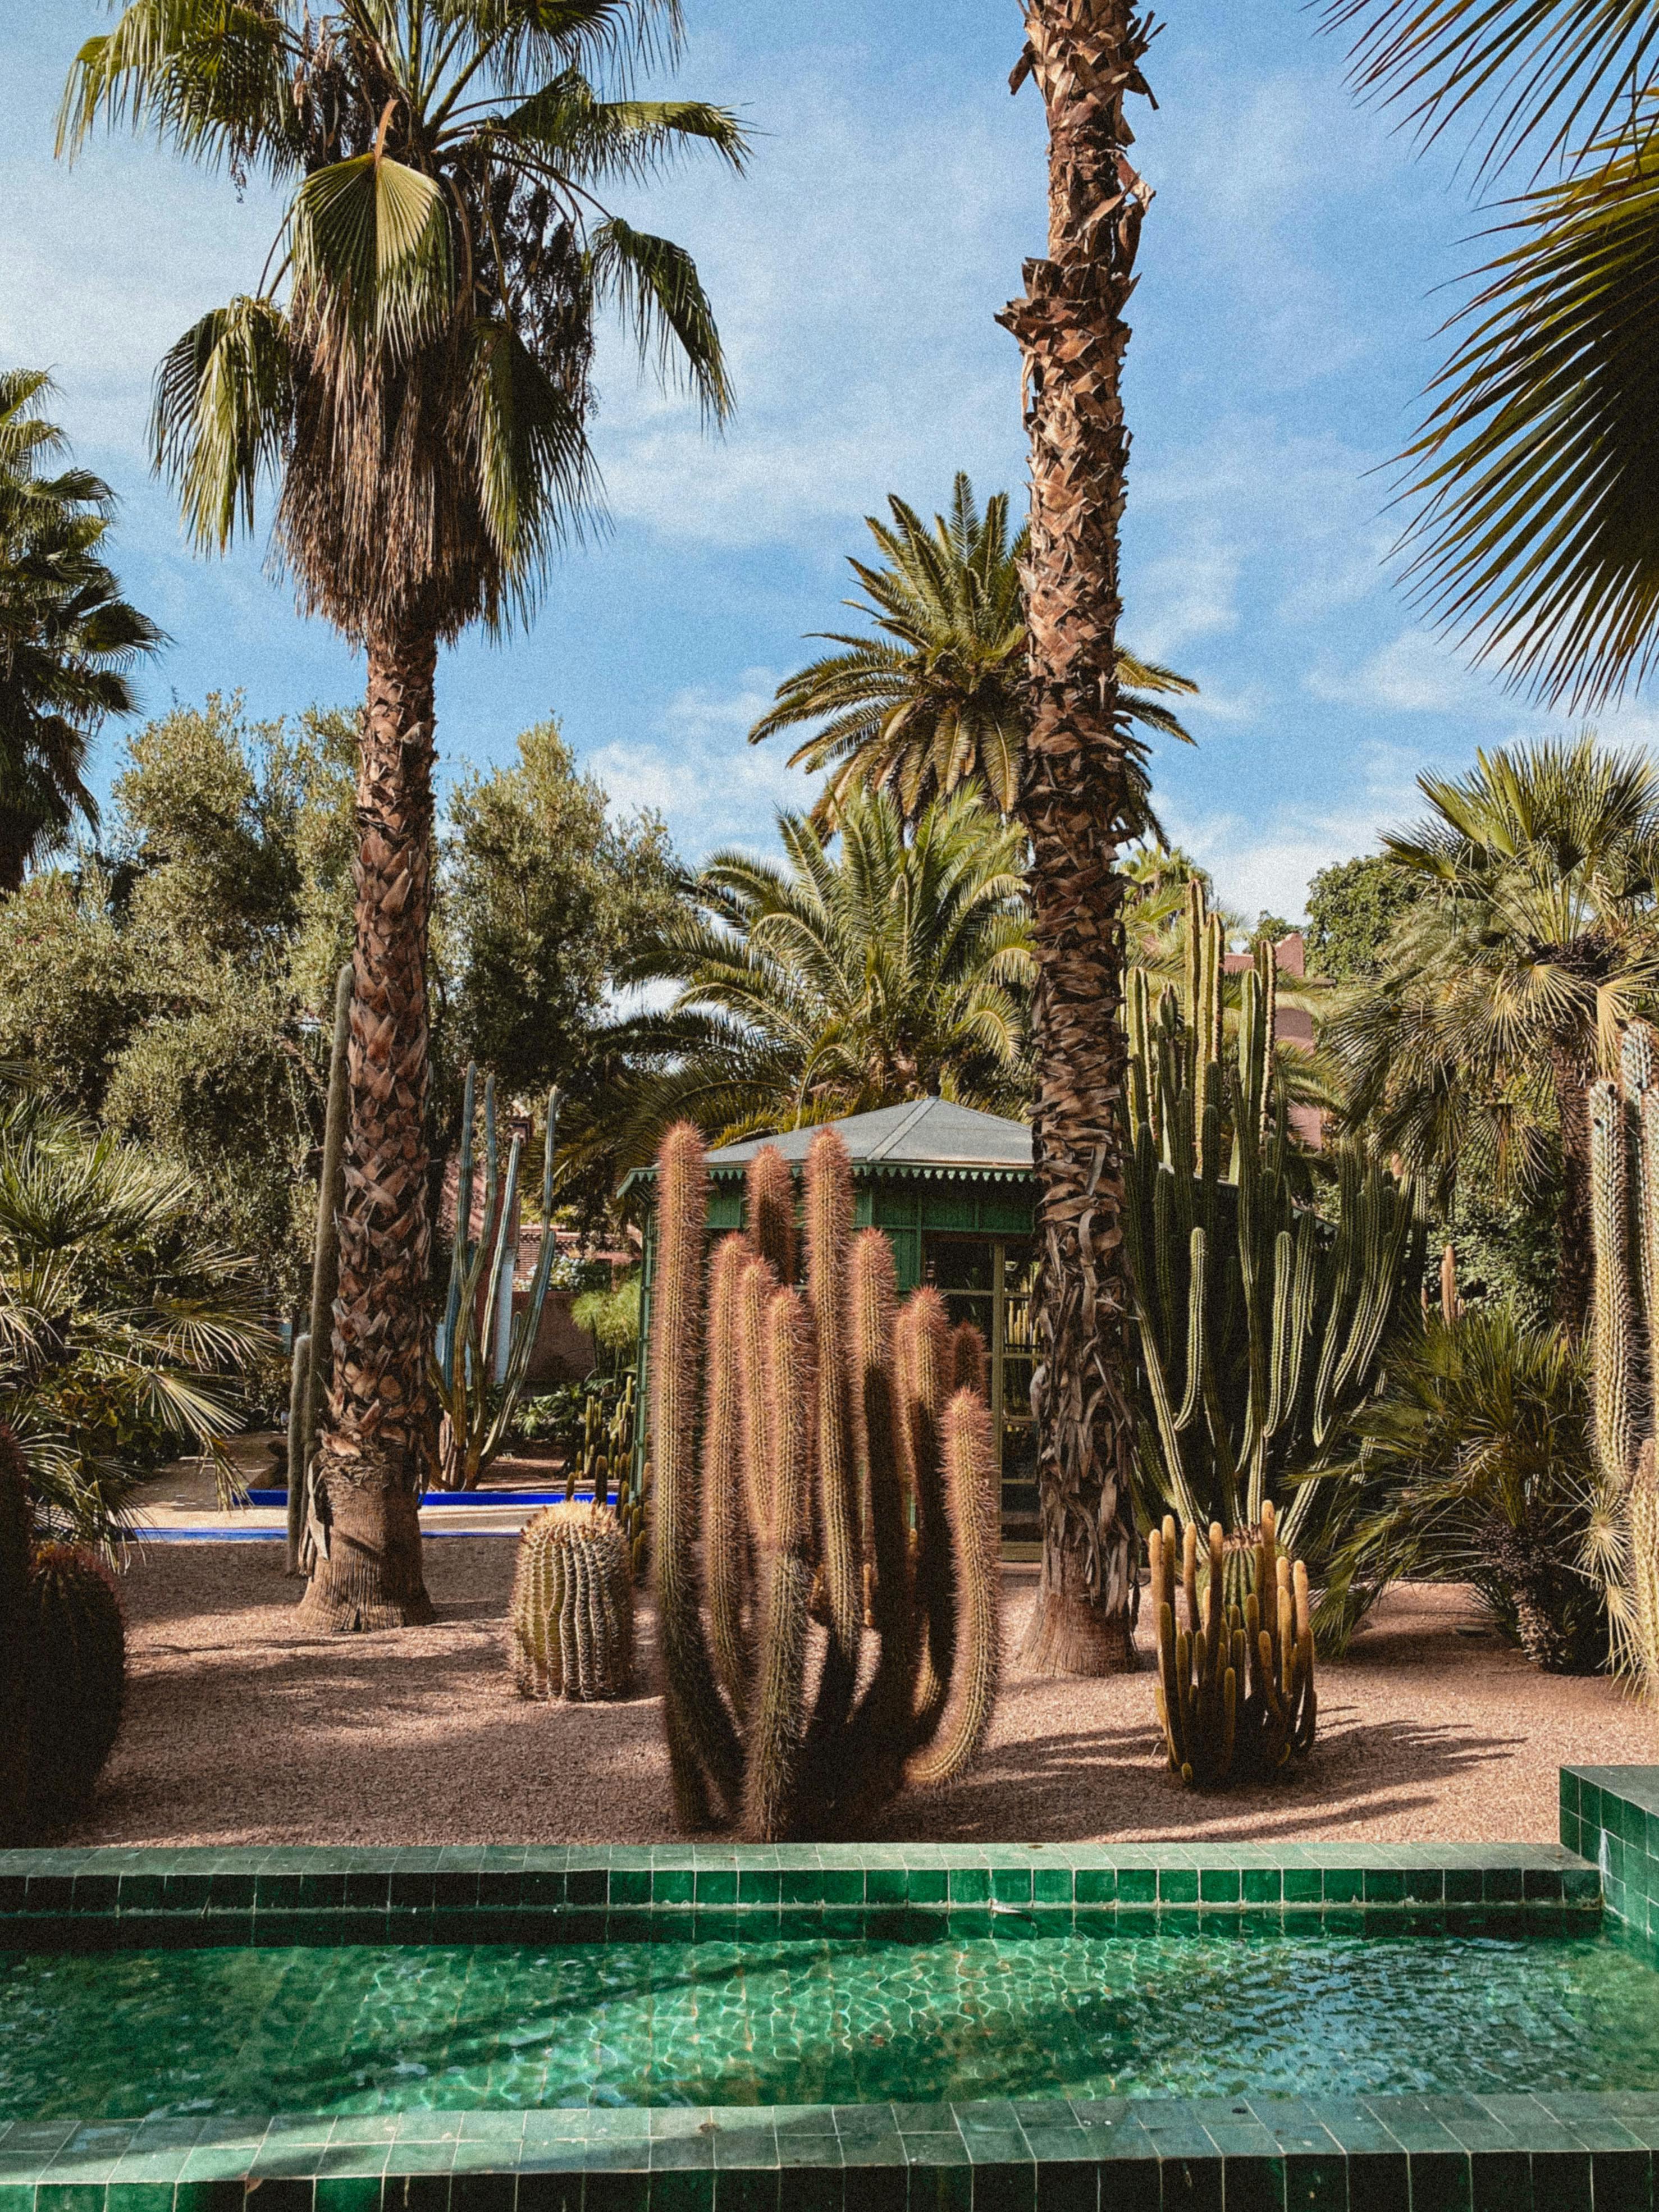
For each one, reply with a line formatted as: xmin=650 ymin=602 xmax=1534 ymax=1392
xmin=72 ymin=1541 xmax=1656 ymax=1849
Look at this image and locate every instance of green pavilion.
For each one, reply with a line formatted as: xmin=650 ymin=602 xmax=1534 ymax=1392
xmin=621 ymin=1099 xmax=1040 ymax=1551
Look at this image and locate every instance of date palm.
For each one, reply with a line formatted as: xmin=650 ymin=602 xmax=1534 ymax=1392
xmin=611 ymin=785 xmax=1032 ymax=1156
xmin=0 ymin=372 xmax=162 ymax=895
xmin=749 ymin=472 xmax=1195 ymax=828
xmin=997 ymin=2 xmax=1156 ymax=1674
xmin=1328 ymin=0 xmax=1659 ymax=706
xmin=59 ymin=0 xmax=745 ymax=1628
xmin=1327 ymin=737 xmax=1659 ymax=1328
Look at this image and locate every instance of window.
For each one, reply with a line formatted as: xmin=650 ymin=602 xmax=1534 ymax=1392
xmin=923 ymin=1233 xmax=1038 ymax=1553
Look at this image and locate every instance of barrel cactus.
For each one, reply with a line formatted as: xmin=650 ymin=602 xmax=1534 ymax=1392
xmin=0 ymin=1426 xmax=33 ymax=1844
xmin=1150 ymin=1502 xmax=1316 ymax=1789
xmin=648 ymin=1120 xmax=1003 ymax=1841
xmin=507 ymin=1501 xmax=634 ymax=1701
xmin=25 ymin=1544 xmax=125 ymax=1821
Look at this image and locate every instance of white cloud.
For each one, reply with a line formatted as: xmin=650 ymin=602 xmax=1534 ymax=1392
xmin=1306 ymin=629 xmax=1523 ymax=719
xmin=586 ymin=670 xmax=820 ymax=858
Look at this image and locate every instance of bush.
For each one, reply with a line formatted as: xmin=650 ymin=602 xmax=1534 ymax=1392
xmin=1306 ymin=1306 xmax=1607 ymax=1671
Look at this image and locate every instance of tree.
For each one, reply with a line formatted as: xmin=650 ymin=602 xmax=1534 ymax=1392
xmin=1326 ymin=737 xmax=1659 ymax=1327
xmin=1305 ymin=852 xmax=1423 ymax=982
xmin=996 ymin=3 xmax=1155 ymax=1674
xmin=748 ymin=473 xmax=1195 ymax=827
xmin=612 ymin=785 xmax=1032 ymax=1155
xmin=0 ymin=371 xmax=162 ymax=893
xmin=1327 ymin=0 xmax=1659 ymax=706
xmin=62 ymin=1 xmax=746 ymax=1628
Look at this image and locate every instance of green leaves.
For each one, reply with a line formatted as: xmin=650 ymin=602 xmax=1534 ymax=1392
xmin=589 ymin=215 xmax=733 ymax=422
xmin=293 ymin=153 xmax=455 ymax=357
xmin=57 ymin=0 xmax=299 ymax=176
xmin=152 ymin=295 xmax=294 ymax=551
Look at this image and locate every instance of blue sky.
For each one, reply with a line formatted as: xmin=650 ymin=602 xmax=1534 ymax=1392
xmin=6 ymin=0 xmax=1656 ymax=921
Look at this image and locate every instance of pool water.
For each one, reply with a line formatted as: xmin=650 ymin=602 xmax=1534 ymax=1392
xmin=5 ymin=1929 xmax=1659 ymax=2119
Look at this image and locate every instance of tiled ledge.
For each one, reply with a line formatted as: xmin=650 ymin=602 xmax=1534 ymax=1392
xmin=1562 ymin=1766 xmax=1659 ymax=1938
xmin=2 ymin=2091 xmax=1657 ymax=2212
xmin=0 ymin=1842 xmax=1600 ymax=1954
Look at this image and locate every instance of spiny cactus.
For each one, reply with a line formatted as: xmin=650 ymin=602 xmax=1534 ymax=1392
xmin=1125 ymin=879 xmax=1420 ymax=1564
xmin=1587 ymin=1021 xmax=1659 ymax=1690
xmin=1150 ymin=1502 xmax=1315 ymax=1789
xmin=648 ymin=1121 xmax=1002 ymax=1841
xmin=0 ymin=1426 xmax=33 ymax=1844
xmin=25 ymin=1544 xmax=125 ymax=1821
xmin=507 ymin=1502 xmax=634 ymax=1701
xmin=432 ymin=1066 xmax=564 ymax=1491
xmin=290 ymin=958 xmax=351 ymax=1575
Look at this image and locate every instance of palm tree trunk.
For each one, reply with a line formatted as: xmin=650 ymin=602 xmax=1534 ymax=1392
xmin=296 ymin=629 xmax=438 ymax=1631
xmin=1551 ymin=1047 xmax=1594 ymax=1336
xmin=999 ymin=0 xmax=1152 ymax=1675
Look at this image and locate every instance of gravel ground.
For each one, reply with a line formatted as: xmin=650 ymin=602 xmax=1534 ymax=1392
xmin=73 ymin=1538 xmax=1657 ymax=1849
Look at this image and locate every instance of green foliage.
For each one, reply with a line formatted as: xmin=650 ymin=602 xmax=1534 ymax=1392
xmin=572 ymin=1272 xmax=640 ymax=1362
xmin=748 ymin=472 xmax=1194 ymax=829
xmin=1305 ymin=854 xmax=1423 ymax=983
xmin=0 ymin=370 xmax=162 ymax=894
xmin=1309 ymin=1308 xmax=1607 ymax=1672
xmin=1432 ymin=1183 xmax=1559 ymax=1333
xmin=0 ymin=868 xmax=146 ymax=1118
xmin=613 ymin=785 xmax=1033 ymax=1160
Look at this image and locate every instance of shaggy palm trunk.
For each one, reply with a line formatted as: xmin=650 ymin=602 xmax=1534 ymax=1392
xmin=1552 ymin=1047 xmax=1594 ymax=1335
xmin=999 ymin=0 xmax=1151 ymax=1675
xmin=296 ymin=630 xmax=438 ymax=1631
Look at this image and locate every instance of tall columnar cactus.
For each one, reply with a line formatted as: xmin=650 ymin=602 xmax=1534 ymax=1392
xmin=507 ymin=1502 xmax=634 ymax=1701
xmin=648 ymin=1122 xmax=1003 ymax=1840
xmin=1587 ymin=1021 xmax=1659 ymax=1690
xmin=0 ymin=1426 xmax=33 ymax=1844
xmin=25 ymin=1544 xmax=125 ymax=1822
xmin=290 ymin=959 xmax=351 ymax=1574
xmin=432 ymin=1067 xmax=564 ymax=1492
xmin=1150 ymin=1501 xmax=1316 ymax=1789
xmin=1124 ymin=881 xmax=1421 ymax=1562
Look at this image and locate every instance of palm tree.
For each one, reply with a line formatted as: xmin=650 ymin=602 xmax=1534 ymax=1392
xmin=1327 ymin=737 xmax=1659 ymax=1327
xmin=610 ymin=785 xmax=1031 ymax=1157
xmin=997 ymin=3 xmax=1156 ymax=1675
xmin=1327 ymin=0 xmax=1659 ymax=706
xmin=0 ymin=372 xmax=162 ymax=894
xmin=748 ymin=473 xmax=1195 ymax=827
xmin=60 ymin=1 xmax=745 ymax=1628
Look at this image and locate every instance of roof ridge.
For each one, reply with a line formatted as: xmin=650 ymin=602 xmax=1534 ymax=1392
xmin=863 ymin=1095 xmax=939 ymax=1162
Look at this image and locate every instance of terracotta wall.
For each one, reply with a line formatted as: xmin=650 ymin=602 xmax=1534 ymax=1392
xmin=511 ymin=1286 xmax=598 ymax=1386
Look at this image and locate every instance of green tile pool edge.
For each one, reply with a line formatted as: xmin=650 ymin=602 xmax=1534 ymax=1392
xmin=3 ymin=2093 xmax=1658 ymax=2212
xmin=0 ymin=1839 xmax=1601 ymax=1954
xmin=1564 ymin=1765 xmax=1659 ymax=1956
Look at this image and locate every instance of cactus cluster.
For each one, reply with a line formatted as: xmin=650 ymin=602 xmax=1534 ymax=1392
xmin=432 ymin=1066 xmax=564 ymax=1491
xmin=1150 ymin=1502 xmax=1316 ymax=1789
xmin=1125 ymin=880 xmax=1421 ymax=1562
xmin=564 ymin=1377 xmax=645 ymax=1574
xmin=648 ymin=1121 xmax=1003 ymax=1841
xmin=0 ymin=1429 xmax=127 ymax=1840
xmin=508 ymin=1501 xmax=635 ymax=1700
xmin=1588 ymin=1021 xmax=1659 ymax=1690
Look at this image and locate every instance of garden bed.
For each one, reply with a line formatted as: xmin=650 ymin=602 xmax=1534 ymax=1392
xmin=65 ymin=1541 xmax=1657 ymax=1849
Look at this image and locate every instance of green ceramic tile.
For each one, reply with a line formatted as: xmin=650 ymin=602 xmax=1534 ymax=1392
xmin=1157 ymin=1868 xmax=1198 ymax=1906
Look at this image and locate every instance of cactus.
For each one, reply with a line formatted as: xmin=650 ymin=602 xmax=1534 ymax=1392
xmin=432 ymin=1066 xmax=564 ymax=1491
xmin=25 ymin=1544 xmax=125 ymax=1821
xmin=0 ymin=1426 xmax=33 ymax=1844
xmin=290 ymin=958 xmax=351 ymax=1574
xmin=1150 ymin=1501 xmax=1315 ymax=1789
xmin=507 ymin=1502 xmax=634 ymax=1700
xmin=646 ymin=1120 xmax=1002 ymax=1840
xmin=1586 ymin=1021 xmax=1659 ymax=1690
xmin=1124 ymin=879 xmax=1421 ymax=1564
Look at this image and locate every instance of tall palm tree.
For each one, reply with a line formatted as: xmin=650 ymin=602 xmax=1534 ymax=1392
xmin=748 ymin=472 xmax=1195 ymax=827
xmin=1328 ymin=737 xmax=1659 ymax=1327
xmin=60 ymin=0 xmax=746 ymax=1628
xmin=0 ymin=372 xmax=162 ymax=894
xmin=610 ymin=785 xmax=1032 ymax=1157
xmin=1327 ymin=0 xmax=1659 ymax=706
xmin=996 ymin=2 xmax=1157 ymax=1675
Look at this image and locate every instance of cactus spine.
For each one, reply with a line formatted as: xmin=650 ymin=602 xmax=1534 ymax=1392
xmin=290 ymin=958 xmax=351 ymax=1574
xmin=646 ymin=1121 xmax=1003 ymax=1839
xmin=508 ymin=1502 xmax=634 ymax=1700
xmin=1587 ymin=1021 xmax=1659 ymax=1690
xmin=1150 ymin=1501 xmax=1315 ymax=1788
xmin=1125 ymin=881 xmax=1420 ymax=1560
xmin=0 ymin=1427 xmax=31 ymax=1843
xmin=25 ymin=1545 xmax=125 ymax=1820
